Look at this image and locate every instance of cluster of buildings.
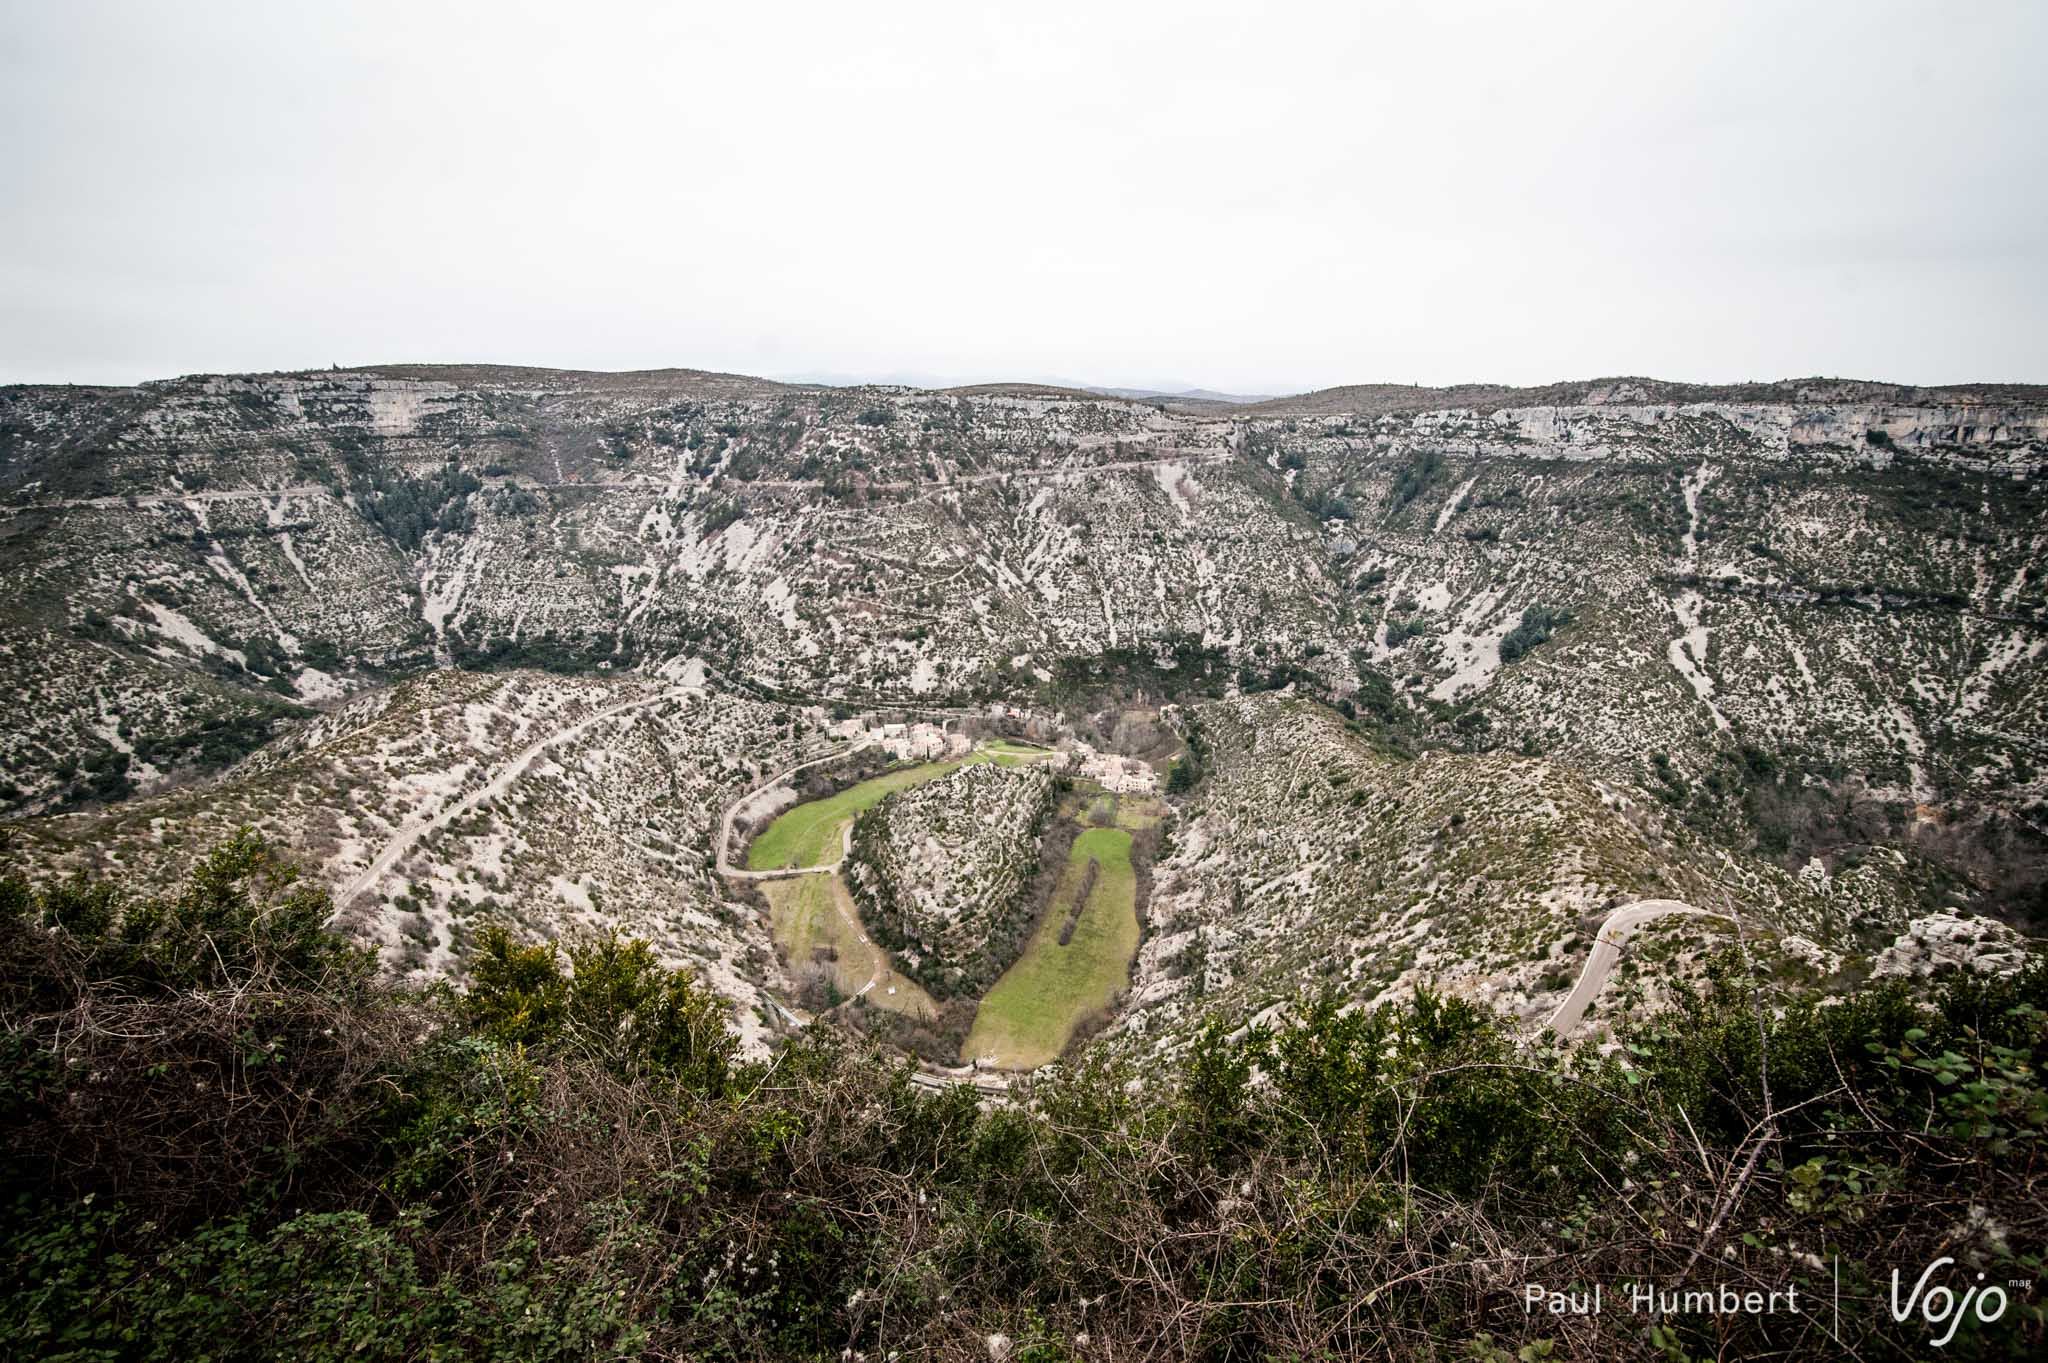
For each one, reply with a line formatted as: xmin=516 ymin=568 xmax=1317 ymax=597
xmin=876 ymin=720 xmax=965 ymax=762
xmin=819 ymin=706 xmax=1160 ymax=794
xmin=1068 ymin=744 xmax=1160 ymax=795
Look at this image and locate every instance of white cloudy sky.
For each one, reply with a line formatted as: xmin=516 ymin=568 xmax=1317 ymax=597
xmin=3 ymin=1 xmax=2043 ymax=391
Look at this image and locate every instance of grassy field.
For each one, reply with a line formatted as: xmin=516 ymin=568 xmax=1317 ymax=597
xmin=1083 ymin=790 xmax=1166 ymax=831
xmin=745 ymin=756 xmax=979 ymax=870
xmin=764 ymin=874 xmax=936 ymax=1018
xmin=963 ymin=825 xmax=1137 ymax=1070
xmin=1112 ymin=795 xmax=1166 ymax=830
xmin=984 ymin=739 xmax=1056 ymax=767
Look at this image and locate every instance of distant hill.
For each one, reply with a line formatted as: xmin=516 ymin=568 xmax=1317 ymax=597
xmin=1084 ymin=385 xmax=1278 ymax=405
xmin=1240 ymin=375 xmax=2048 ymax=417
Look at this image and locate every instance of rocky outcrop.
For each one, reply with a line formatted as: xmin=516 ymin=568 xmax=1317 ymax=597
xmin=844 ymin=763 xmax=1056 ymax=998
xmin=1872 ymin=910 xmax=2032 ymax=980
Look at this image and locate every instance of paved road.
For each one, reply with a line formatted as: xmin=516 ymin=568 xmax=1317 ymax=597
xmin=1542 ymin=899 xmax=1728 ymax=1036
xmin=4 ymin=484 xmax=333 ymax=512
xmin=907 ymin=1069 xmax=1012 ymax=1098
xmin=715 ymin=739 xmax=874 ymax=881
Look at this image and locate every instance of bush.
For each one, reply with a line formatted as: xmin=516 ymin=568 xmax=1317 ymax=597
xmin=1387 ymin=449 xmax=1447 ymax=514
xmin=1498 ymin=604 xmax=1572 ymax=664
xmin=10 ymin=828 xmax=368 ymax=997
xmin=464 ymin=925 xmax=735 ymax=1092
xmin=461 ymin=925 xmax=568 ymax=1046
xmin=1 ymin=838 xmax=2041 ymax=1360
xmin=349 ymin=459 xmax=481 ymax=552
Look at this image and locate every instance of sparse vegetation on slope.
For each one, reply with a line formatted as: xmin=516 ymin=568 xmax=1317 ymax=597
xmin=3 ymin=368 xmax=2042 ymax=921
xmin=1120 ymin=694 xmax=1979 ymax=1059
xmin=844 ymin=763 xmax=1057 ymax=998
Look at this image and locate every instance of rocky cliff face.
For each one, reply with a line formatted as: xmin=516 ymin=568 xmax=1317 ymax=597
xmin=11 ymin=371 xmax=2037 ymax=824
xmin=1 ymin=366 xmax=2042 ymax=1044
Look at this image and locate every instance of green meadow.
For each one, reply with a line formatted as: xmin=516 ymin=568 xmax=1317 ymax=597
xmin=764 ymin=873 xmax=935 ymax=1018
xmin=963 ymin=825 xmax=1138 ymax=1070
xmin=745 ymin=755 xmax=980 ymax=870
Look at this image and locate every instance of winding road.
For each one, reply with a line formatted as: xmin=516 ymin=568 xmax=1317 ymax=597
xmin=337 ymin=684 xmax=693 ymax=910
xmin=1542 ymin=899 xmax=1729 ymax=1036
xmin=714 ymin=738 xmax=874 ymax=881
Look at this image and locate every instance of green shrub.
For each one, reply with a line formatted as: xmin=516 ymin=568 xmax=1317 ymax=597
xmin=461 ymin=925 xmax=568 ymax=1046
xmin=1498 ymin=604 xmax=1572 ymax=664
xmin=11 ymin=828 xmax=367 ymax=995
xmin=1 ymin=837 xmax=2040 ymax=1360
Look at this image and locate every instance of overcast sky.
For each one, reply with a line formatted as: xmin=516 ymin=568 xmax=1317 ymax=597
xmin=4 ymin=1 xmax=2044 ymax=392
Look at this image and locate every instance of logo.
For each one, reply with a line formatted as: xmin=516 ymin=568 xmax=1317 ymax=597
xmin=1890 ymin=1258 xmax=2008 ymax=1348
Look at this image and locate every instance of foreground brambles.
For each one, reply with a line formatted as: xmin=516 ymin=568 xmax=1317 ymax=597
xmin=1 ymin=836 xmax=2042 ymax=1360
